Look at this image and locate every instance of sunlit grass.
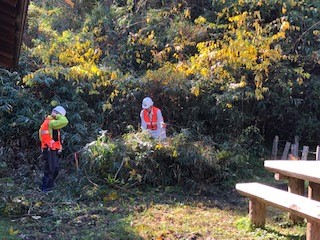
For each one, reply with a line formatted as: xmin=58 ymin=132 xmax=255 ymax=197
xmin=131 ymin=203 xmax=237 ymax=238
xmin=129 ymin=202 xmax=306 ymax=240
xmin=0 ymin=164 xmax=307 ymax=240
xmin=0 ymin=183 xmax=308 ymax=240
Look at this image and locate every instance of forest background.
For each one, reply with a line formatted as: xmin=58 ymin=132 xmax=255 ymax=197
xmin=1 ymin=0 xmax=320 ymax=239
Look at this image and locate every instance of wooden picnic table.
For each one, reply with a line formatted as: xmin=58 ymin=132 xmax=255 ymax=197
xmin=264 ymin=160 xmax=320 ymax=200
xmin=264 ymin=160 xmax=320 ymax=238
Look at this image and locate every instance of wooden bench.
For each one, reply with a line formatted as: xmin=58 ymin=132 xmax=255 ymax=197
xmin=236 ymin=182 xmax=320 ymax=240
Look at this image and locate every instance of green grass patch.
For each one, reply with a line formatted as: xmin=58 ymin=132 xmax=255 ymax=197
xmin=0 ymin=156 xmax=307 ymax=240
xmin=0 ymin=218 xmax=20 ymax=240
xmin=0 ymin=184 xmax=307 ymax=240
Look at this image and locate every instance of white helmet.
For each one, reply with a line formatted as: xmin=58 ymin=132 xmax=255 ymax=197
xmin=142 ymin=97 xmax=154 ymax=109
xmin=52 ymin=106 xmax=66 ymax=116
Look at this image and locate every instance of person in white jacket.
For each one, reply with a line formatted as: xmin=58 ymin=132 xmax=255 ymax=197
xmin=140 ymin=97 xmax=166 ymax=140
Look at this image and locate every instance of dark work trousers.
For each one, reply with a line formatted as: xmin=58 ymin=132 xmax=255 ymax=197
xmin=41 ymin=148 xmax=59 ymax=191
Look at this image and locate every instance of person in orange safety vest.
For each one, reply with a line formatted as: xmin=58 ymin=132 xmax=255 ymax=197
xmin=140 ymin=97 xmax=166 ymax=140
xmin=39 ymin=105 xmax=69 ymax=192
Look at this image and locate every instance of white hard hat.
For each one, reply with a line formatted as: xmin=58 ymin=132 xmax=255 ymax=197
xmin=142 ymin=97 xmax=154 ymax=109
xmin=52 ymin=106 xmax=66 ymax=116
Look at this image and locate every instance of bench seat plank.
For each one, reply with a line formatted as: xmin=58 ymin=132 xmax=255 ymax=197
xmin=236 ymin=182 xmax=320 ymax=224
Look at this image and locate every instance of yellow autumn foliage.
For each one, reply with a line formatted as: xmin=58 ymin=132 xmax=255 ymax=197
xmin=280 ymin=21 xmax=290 ymax=31
xmin=22 ymin=20 xmax=115 ymax=89
xmin=194 ymin=16 xmax=206 ymax=25
xmin=176 ymin=11 xmax=286 ymax=100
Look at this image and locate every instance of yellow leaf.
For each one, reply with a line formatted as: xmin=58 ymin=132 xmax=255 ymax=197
xmin=110 ymin=71 xmax=117 ymax=80
xmin=280 ymin=21 xmax=290 ymax=31
xmin=239 ymin=81 xmax=246 ymax=88
xmin=282 ymin=7 xmax=287 ymax=14
xmin=191 ymin=85 xmax=200 ymax=97
xmin=194 ymin=16 xmax=206 ymax=25
xmin=255 ymin=89 xmax=264 ymax=100
xmin=226 ymin=103 xmax=233 ymax=109
xmin=172 ymin=150 xmax=178 ymax=158
xmin=155 ymin=144 xmax=163 ymax=150
xmin=9 ymin=227 xmax=20 ymax=235
xmin=297 ymin=77 xmax=304 ymax=85
xmin=184 ymin=9 xmax=191 ymax=19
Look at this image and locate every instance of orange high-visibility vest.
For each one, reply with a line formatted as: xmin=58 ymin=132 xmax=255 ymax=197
xmin=39 ymin=117 xmax=62 ymax=150
xmin=143 ymin=107 xmax=159 ymax=130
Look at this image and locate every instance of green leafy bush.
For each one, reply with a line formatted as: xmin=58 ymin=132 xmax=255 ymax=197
xmin=80 ymin=129 xmax=252 ymax=186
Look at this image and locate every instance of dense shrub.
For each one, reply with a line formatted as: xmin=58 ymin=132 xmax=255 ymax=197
xmin=0 ymin=69 xmax=41 ymax=165
xmin=80 ymin=129 xmax=254 ymax=186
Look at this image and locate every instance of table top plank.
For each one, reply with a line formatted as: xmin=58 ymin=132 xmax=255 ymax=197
xmin=264 ymin=160 xmax=320 ymax=184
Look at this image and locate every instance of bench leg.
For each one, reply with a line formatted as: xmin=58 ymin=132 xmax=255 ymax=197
xmin=307 ymin=221 xmax=320 ymax=240
xmin=308 ymin=182 xmax=320 ymax=201
xmin=307 ymin=182 xmax=320 ymax=240
xmin=288 ymin=177 xmax=305 ymax=223
xmin=249 ymin=198 xmax=266 ymax=227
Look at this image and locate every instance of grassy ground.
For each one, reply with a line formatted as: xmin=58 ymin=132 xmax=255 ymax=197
xmin=0 ymin=162 xmax=307 ymax=240
xmin=0 ymin=218 xmax=20 ymax=240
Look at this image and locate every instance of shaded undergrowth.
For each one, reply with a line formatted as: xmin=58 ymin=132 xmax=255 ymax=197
xmin=0 ymin=158 xmax=306 ymax=240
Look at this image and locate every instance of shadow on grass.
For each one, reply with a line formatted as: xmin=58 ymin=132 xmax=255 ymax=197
xmin=0 ymin=172 xmax=143 ymax=240
xmin=1 ymin=164 xmax=306 ymax=240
